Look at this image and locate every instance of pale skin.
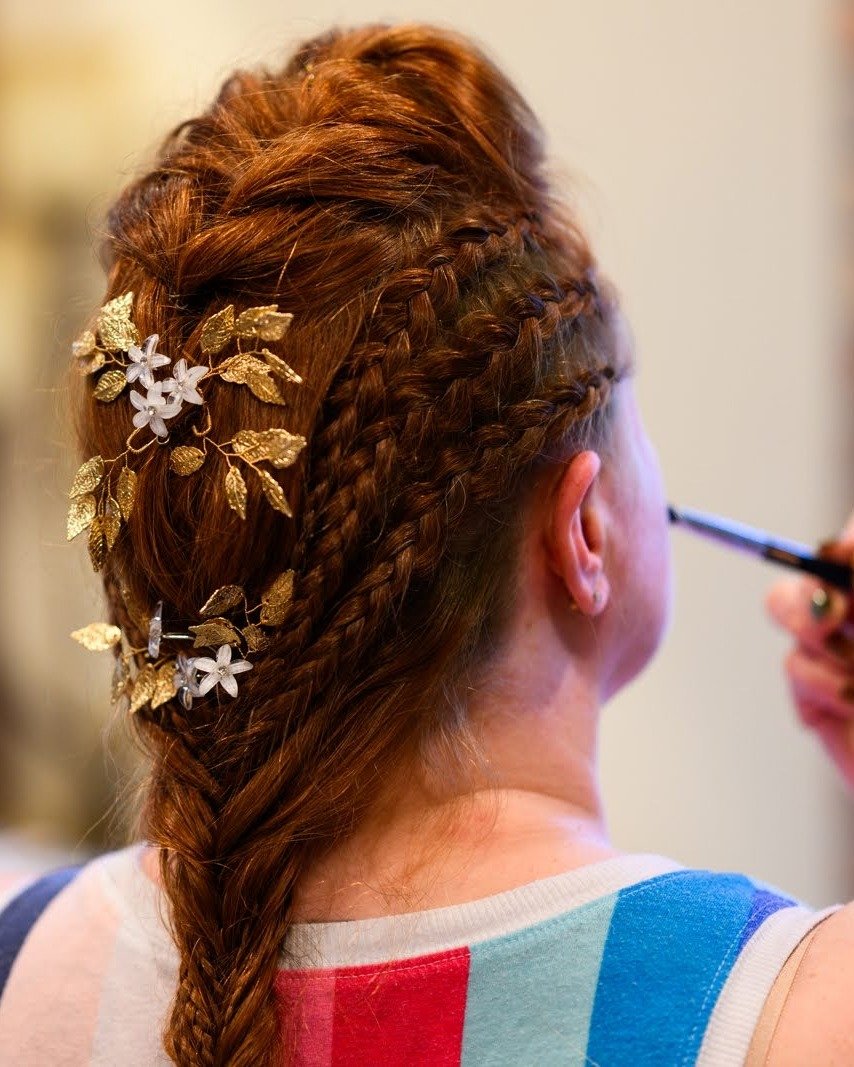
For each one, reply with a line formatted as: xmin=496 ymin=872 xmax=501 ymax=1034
xmin=142 ymin=318 xmax=854 ymax=1062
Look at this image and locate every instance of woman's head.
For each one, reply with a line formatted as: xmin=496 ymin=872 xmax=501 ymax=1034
xmin=69 ymin=20 xmax=668 ymax=1064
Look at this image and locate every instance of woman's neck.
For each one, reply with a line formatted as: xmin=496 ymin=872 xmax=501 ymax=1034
xmin=289 ymin=644 xmax=614 ymax=922
xmin=288 ymin=786 xmax=618 ymax=922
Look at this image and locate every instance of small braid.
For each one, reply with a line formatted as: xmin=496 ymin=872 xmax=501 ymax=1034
xmin=296 ymin=216 xmax=534 ymax=553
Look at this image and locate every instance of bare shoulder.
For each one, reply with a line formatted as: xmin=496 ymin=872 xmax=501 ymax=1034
xmin=748 ymin=902 xmax=854 ymax=1066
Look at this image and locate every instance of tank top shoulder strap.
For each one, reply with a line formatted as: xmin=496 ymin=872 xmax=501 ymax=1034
xmin=0 ymin=866 xmax=83 ymax=1001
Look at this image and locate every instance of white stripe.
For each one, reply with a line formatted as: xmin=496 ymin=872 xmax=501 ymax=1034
xmin=282 ymin=852 xmax=683 ymax=967
xmin=93 ymin=842 xmax=684 ymax=969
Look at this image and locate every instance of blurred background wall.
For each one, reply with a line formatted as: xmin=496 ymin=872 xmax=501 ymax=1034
xmin=0 ymin=1 xmax=851 ymax=901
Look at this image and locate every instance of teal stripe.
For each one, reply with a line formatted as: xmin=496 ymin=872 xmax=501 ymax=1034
xmin=460 ymin=892 xmax=617 ymax=1066
xmin=586 ymin=871 xmax=758 ymax=1065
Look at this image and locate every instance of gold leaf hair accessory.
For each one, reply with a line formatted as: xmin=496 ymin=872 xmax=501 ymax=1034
xmin=68 ymin=291 xmax=305 ymax=713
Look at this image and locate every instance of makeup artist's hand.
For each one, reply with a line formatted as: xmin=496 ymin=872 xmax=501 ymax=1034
xmin=765 ymin=512 xmax=854 ymax=792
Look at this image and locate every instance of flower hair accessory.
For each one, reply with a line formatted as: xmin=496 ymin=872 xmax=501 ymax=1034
xmin=67 ymin=292 xmax=305 ymax=714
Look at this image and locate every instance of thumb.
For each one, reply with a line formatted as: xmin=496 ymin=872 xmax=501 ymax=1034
xmin=765 ymin=575 xmax=850 ymax=640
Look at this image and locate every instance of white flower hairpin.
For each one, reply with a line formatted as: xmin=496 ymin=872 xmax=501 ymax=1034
xmin=68 ymin=292 xmax=305 ymax=715
xmin=126 ymin=333 xmax=170 ymax=388
xmin=194 ymin=644 xmax=254 ymax=699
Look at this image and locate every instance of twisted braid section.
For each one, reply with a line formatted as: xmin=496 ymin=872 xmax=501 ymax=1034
xmin=169 ymin=961 xmax=219 ymax=1065
xmin=297 ymin=215 xmax=536 ymax=548
xmin=280 ymin=215 xmax=537 ymax=660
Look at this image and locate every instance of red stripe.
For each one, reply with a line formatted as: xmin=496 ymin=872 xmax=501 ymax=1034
xmin=277 ymin=947 xmax=471 ymax=1066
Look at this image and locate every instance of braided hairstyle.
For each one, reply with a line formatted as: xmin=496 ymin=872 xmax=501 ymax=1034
xmin=71 ymin=20 xmax=630 ymax=1066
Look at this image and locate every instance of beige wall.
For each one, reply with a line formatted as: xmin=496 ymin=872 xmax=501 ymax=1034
xmin=2 ymin=1 xmax=849 ymax=900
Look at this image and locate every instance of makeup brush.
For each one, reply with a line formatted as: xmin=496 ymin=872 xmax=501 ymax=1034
xmin=667 ymin=504 xmax=854 ymax=593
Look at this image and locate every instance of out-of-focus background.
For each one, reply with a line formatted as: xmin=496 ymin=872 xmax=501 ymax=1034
xmin=0 ymin=2 xmax=851 ymax=900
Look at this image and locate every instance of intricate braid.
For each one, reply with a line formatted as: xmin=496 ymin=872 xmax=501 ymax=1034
xmin=288 ymin=216 xmax=547 ymax=661
xmin=75 ymin=21 xmax=630 ymax=1066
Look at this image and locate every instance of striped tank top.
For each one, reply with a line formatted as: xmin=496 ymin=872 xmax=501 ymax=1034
xmin=0 ymin=844 xmax=840 ymax=1065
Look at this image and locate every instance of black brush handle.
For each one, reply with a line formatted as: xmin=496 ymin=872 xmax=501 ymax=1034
xmin=763 ymin=546 xmax=853 ymax=592
xmin=668 ymin=504 xmax=854 ymax=593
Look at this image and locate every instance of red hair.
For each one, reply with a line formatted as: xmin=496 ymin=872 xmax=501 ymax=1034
xmin=71 ymin=20 xmax=627 ymax=1065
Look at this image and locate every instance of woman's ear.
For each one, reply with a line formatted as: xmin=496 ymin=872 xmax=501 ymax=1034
xmin=544 ymin=451 xmax=610 ymax=616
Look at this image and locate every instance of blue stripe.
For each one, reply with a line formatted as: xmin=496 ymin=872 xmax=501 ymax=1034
xmin=0 ymin=867 xmax=81 ymax=999
xmin=737 ymin=888 xmax=796 ymax=953
xmin=586 ymin=871 xmax=774 ymax=1066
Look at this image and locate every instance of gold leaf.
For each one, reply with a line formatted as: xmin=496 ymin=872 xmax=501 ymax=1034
xmin=199 ymin=584 xmax=245 ymax=617
xmin=200 ymin=304 xmax=235 ymax=354
xmin=261 ymin=349 xmax=303 ymax=384
xmin=220 ymin=353 xmax=270 ymax=379
xmin=70 ymin=622 xmax=122 ymax=651
xmin=103 ymin=508 xmax=122 ymax=550
xmin=151 ymin=663 xmax=178 ymax=709
xmin=219 ymin=353 xmax=255 ymax=381
xmin=256 ymin=469 xmax=293 ymax=517
xmin=116 ymin=467 xmax=137 ymax=521
xmin=129 ymin=663 xmax=157 ymax=715
xmin=234 ymin=305 xmax=293 ymax=342
xmin=232 ymin=428 xmax=307 ymax=469
xmin=76 ymin=349 xmax=106 ymax=376
xmin=93 ymin=368 xmax=127 ymax=402
xmin=189 ymin=617 xmax=242 ymax=648
xmin=260 ymin=569 xmax=294 ymax=626
xmin=67 ymin=494 xmax=96 ymax=541
xmin=247 ymin=370 xmax=285 ymax=405
xmin=225 ymin=466 xmax=247 ymax=520
xmin=242 ymin=624 xmax=271 ymax=652
xmin=97 ymin=291 xmax=140 ymax=352
xmin=88 ymin=516 xmax=107 ymax=571
xmin=69 ymin=455 xmax=104 ymax=498
xmin=170 ymin=445 xmax=206 ymax=475
xmin=71 ymin=329 xmax=96 ymax=359
xmin=220 ymin=354 xmax=285 ymax=405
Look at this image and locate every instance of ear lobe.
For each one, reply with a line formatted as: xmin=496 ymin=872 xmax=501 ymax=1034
xmin=546 ymin=451 xmax=609 ymax=616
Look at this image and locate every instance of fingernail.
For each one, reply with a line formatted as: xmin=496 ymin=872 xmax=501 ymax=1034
xmin=809 ymin=587 xmax=836 ymax=621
